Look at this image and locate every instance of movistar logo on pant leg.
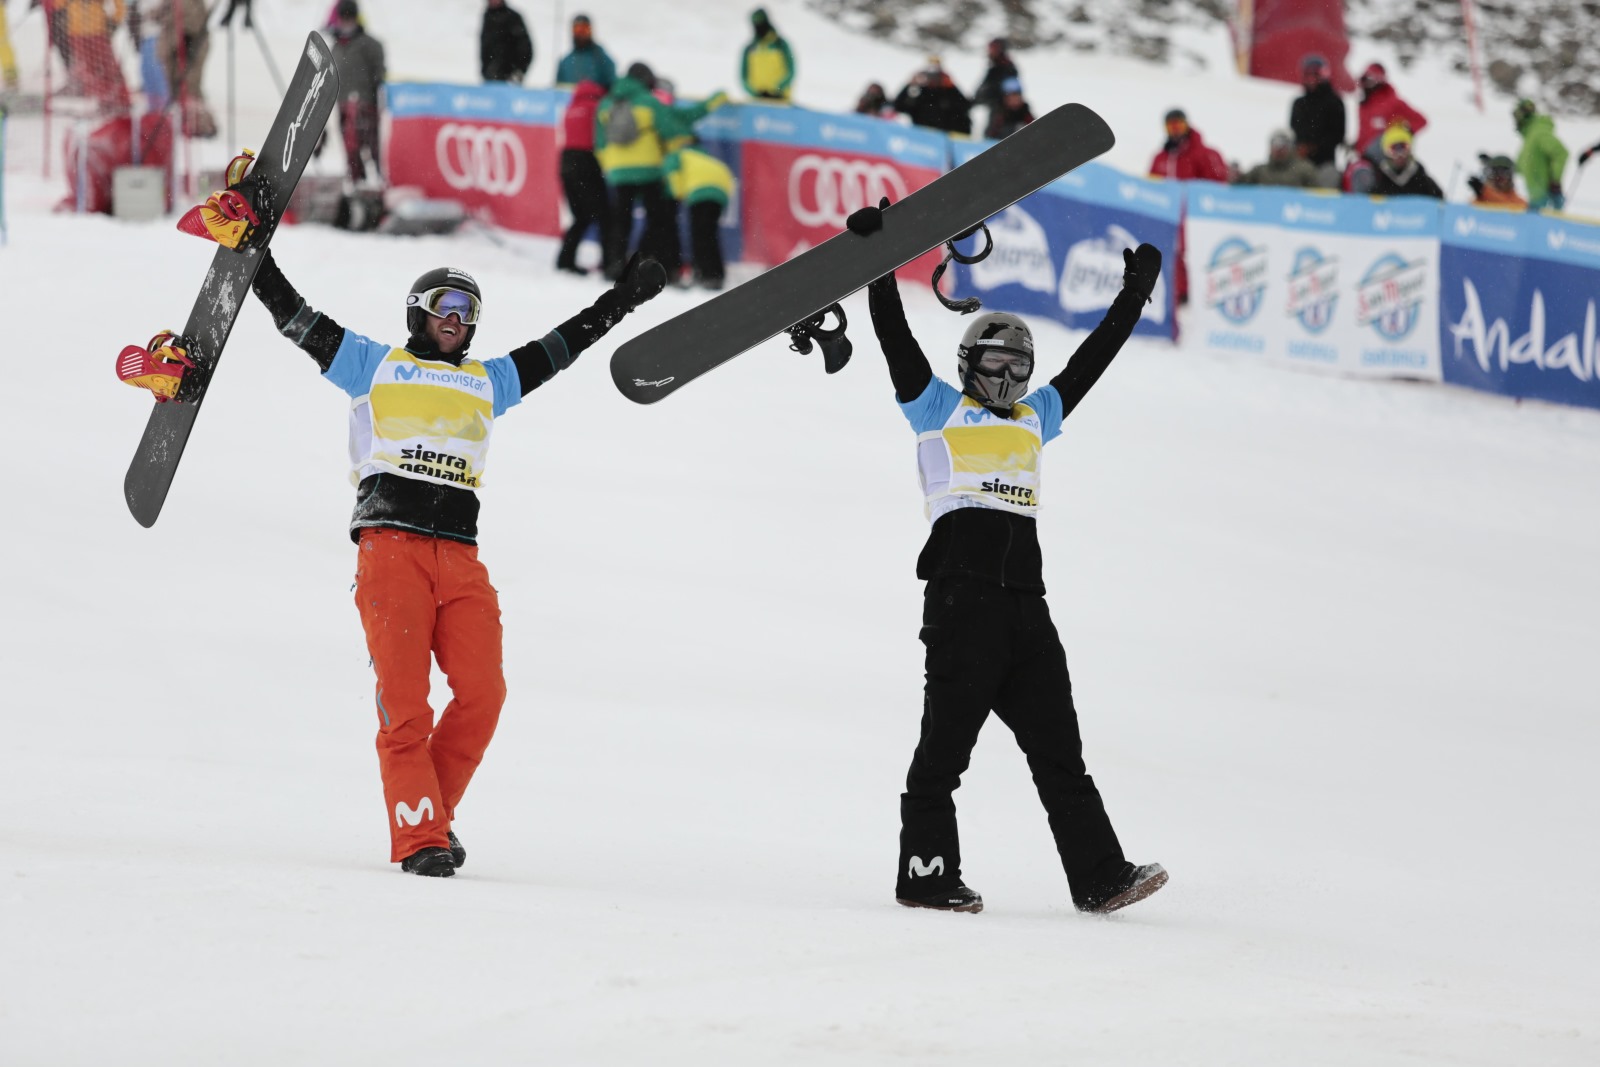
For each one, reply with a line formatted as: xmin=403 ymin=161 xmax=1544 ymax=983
xmin=908 ymin=855 xmax=945 ymax=878
xmin=395 ymin=797 xmax=435 ymax=827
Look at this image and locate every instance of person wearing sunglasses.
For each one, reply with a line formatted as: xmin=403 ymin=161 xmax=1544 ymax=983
xmin=246 ymin=248 xmax=667 ymax=877
xmin=847 ymin=200 xmax=1169 ymax=916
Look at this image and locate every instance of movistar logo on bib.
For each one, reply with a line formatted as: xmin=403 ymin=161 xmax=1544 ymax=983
xmin=388 ymin=362 xmax=489 ymax=392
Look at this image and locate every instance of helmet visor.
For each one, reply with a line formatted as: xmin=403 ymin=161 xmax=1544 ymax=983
xmin=411 ymin=286 xmax=482 ymax=324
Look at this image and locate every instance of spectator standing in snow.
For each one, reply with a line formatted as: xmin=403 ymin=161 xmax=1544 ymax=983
xmin=555 ymin=13 xmax=615 ymax=89
xmin=328 ymin=0 xmax=385 ymax=185
xmin=855 ymin=81 xmax=893 ymax=118
xmin=61 ymin=0 xmax=130 ymax=111
xmin=1513 ymin=98 xmax=1569 ymax=212
xmin=1289 ymin=54 xmax=1345 ymax=188
xmin=1467 ymin=154 xmax=1527 ymax=210
xmin=894 ymin=57 xmax=971 ymax=135
xmin=741 ymin=7 xmax=793 ymax=101
xmin=1354 ymin=62 xmax=1426 ymax=156
xmin=480 ymin=0 xmax=532 ymax=85
xmin=1366 ymin=124 xmax=1443 ymax=199
xmin=1147 ymin=108 xmax=1228 ymax=182
xmin=555 ymin=79 xmax=614 ymax=277
xmin=973 ymin=37 xmax=1018 ymax=130
xmin=156 ymin=0 xmax=215 ymax=136
xmin=217 ymin=0 xmax=254 ymax=29
xmin=983 ymin=78 xmax=1033 ymax=141
xmin=664 ymin=142 xmax=736 ymax=289
xmin=1235 ymin=130 xmax=1319 ymax=188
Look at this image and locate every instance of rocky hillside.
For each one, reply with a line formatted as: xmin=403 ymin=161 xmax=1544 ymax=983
xmin=808 ymin=0 xmax=1600 ymax=115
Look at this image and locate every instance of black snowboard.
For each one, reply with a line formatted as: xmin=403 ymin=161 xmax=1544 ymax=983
xmin=610 ymin=103 xmax=1115 ymax=404
xmin=124 ymin=33 xmax=340 ymax=527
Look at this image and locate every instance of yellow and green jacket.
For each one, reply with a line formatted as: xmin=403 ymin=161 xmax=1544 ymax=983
xmin=664 ymin=148 xmax=735 ymax=207
xmin=741 ymin=30 xmax=794 ymax=100
xmin=595 ymin=77 xmax=720 ymax=185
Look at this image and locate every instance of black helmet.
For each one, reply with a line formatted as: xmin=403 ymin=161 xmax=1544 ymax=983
xmin=957 ymin=312 xmax=1034 ymax=412
xmin=405 ymin=267 xmax=482 ymax=355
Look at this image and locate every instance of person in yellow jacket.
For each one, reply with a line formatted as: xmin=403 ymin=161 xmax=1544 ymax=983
xmin=1 ymin=0 xmax=19 ymax=91
xmin=741 ymin=8 xmax=793 ymax=102
xmin=664 ymin=144 xmax=736 ymax=289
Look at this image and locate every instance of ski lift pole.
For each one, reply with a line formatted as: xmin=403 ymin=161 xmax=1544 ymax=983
xmin=74 ymin=118 xmax=88 ymax=213
xmin=250 ymin=22 xmax=287 ymax=97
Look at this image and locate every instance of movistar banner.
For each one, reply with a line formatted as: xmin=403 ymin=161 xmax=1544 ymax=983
xmin=1185 ymin=182 xmax=1442 ymax=379
xmin=1439 ymin=207 xmax=1600 ymax=409
xmin=945 ymin=147 xmax=1181 ymax=340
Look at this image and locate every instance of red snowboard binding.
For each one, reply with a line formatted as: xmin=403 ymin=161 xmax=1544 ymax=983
xmin=176 ymin=149 xmax=265 ymax=250
xmin=117 ymin=330 xmax=196 ymax=403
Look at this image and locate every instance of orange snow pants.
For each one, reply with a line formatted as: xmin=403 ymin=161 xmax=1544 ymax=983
xmin=354 ymin=528 xmax=506 ymax=862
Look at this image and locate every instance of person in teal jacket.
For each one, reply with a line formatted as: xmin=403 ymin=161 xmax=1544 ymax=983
xmin=554 ymin=13 xmax=615 ymax=89
xmin=741 ymin=8 xmax=794 ymax=101
xmin=595 ymin=63 xmax=728 ymax=280
xmin=1513 ymin=98 xmax=1569 ymax=212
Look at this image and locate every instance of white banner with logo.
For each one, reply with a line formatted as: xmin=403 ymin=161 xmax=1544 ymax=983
xmin=1186 ymin=183 xmax=1442 ymax=380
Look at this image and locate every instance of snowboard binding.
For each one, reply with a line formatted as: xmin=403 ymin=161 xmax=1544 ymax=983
xmin=930 ymin=222 xmax=994 ymax=315
xmin=176 ymin=149 xmax=269 ymax=250
xmin=786 ymin=302 xmax=853 ymax=374
xmin=116 ymin=330 xmax=197 ymax=403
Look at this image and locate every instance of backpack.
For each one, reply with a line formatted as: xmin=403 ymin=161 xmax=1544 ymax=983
xmin=605 ymin=103 xmax=641 ymax=147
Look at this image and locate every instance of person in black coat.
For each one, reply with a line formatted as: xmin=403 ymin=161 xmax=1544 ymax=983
xmin=894 ymin=58 xmax=971 ymax=135
xmin=1368 ymin=126 xmax=1444 ymax=198
xmin=973 ymin=37 xmax=1019 ymax=114
xmin=983 ymin=78 xmax=1033 ymax=140
xmin=1288 ymin=54 xmax=1346 ymax=188
xmin=481 ymin=0 xmax=534 ymax=84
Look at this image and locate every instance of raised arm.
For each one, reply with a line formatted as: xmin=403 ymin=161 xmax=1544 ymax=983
xmin=866 ymin=272 xmax=933 ymax=403
xmin=251 ymin=248 xmax=346 ymax=372
xmin=508 ymin=255 xmax=667 ymax=396
xmin=1049 ymin=244 xmax=1161 ymax=418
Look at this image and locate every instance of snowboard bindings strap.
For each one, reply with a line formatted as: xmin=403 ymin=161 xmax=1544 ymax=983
xmin=176 ymin=148 xmax=266 ymax=250
xmin=931 ymin=222 xmax=994 ymax=315
xmin=786 ymin=302 xmax=853 ymax=374
xmin=116 ymin=331 xmax=197 ymax=403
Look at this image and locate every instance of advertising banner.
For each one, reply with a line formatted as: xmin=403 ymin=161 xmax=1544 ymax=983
xmin=1439 ymin=207 xmax=1600 ymax=410
xmin=945 ymin=150 xmax=1181 ymax=341
xmin=386 ymin=82 xmax=568 ymax=236
xmin=1186 ymin=183 xmax=1441 ymax=380
xmin=699 ymin=105 xmax=948 ymax=276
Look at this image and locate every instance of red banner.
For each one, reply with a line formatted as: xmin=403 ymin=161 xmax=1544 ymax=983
xmin=387 ymin=116 xmax=562 ymax=235
xmin=739 ymin=141 xmax=946 ymax=278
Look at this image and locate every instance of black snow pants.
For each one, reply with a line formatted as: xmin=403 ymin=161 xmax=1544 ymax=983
xmin=686 ymin=200 xmax=725 ymax=284
xmin=606 ymin=179 xmax=680 ymax=281
xmin=557 ymin=148 xmax=614 ymax=274
xmin=898 ymin=576 xmax=1126 ymax=904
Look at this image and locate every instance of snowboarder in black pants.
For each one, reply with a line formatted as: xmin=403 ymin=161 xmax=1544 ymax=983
xmin=849 ymin=201 xmax=1168 ymax=915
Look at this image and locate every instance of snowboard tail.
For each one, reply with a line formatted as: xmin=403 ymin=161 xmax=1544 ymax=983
xmin=610 ymin=103 xmax=1116 ymax=404
xmin=123 ymin=34 xmax=340 ymax=527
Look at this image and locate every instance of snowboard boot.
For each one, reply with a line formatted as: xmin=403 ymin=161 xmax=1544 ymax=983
xmin=896 ymin=884 xmax=983 ymax=913
xmin=399 ymin=846 xmax=457 ymax=878
xmin=1075 ymin=862 xmax=1167 ymax=914
xmin=447 ymin=831 xmax=466 ymax=869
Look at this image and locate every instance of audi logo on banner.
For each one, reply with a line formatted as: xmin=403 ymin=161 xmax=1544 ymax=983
xmin=788 ymin=154 xmax=908 ymax=229
xmin=436 ymin=123 xmax=528 ymax=197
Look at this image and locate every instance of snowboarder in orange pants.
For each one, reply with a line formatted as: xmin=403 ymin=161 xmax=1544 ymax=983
xmin=246 ymin=247 xmax=667 ymax=876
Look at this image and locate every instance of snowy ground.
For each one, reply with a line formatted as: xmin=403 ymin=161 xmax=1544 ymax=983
xmin=3 ymin=2 xmax=1599 ymax=1064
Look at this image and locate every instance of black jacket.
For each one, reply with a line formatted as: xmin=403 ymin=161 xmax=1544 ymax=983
xmin=1369 ymin=158 xmax=1444 ymax=199
xmin=250 ymin=250 xmax=634 ymax=544
xmin=867 ymin=275 xmax=1147 ymax=592
xmin=973 ymin=56 xmax=1018 ymax=112
xmin=895 ymin=79 xmax=972 ymax=135
xmin=1289 ymin=81 xmax=1346 ymax=167
xmin=481 ymin=4 xmax=534 ymax=83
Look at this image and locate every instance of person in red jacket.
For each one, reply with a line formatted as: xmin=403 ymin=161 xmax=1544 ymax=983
xmin=1148 ymin=109 xmax=1227 ymax=305
xmin=1147 ymin=109 xmax=1229 ymax=182
xmin=1355 ymin=63 xmax=1427 ymax=155
xmin=556 ymin=79 xmax=615 ymax=277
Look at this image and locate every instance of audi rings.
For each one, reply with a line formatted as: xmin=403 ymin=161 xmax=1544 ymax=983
xmin=788 ymin=154 xmax=908 ymax=229
xmin=436 ymin=123 xmax=529 ymax=197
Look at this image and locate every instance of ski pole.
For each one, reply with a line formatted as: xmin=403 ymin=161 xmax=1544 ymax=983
xmin=0 ymin=103 xmax=8 ymax=245
xmin=251 ymin=22 xmax=287 ymax=97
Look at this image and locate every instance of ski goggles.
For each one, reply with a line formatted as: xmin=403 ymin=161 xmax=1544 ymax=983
xmin=975 ymin=349 xmax=1033 ymax=381
xmin=409 ymin=286 xmax=482 ymax=324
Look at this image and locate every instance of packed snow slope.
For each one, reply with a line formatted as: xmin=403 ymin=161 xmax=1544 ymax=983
xmin=3 ymin=2 xmax=1599 ymax=1064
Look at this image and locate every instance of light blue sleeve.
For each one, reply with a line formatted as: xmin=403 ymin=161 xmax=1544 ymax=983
xmin=1025 ymin=384 xmax=1065 ymax=445
xmin=481 ymin=356 xmax=524 ymax=418
xmin=898 ymin=377 xmax=962 ymax=433
xmin=323 ymin=331 xmax=393 ymax=398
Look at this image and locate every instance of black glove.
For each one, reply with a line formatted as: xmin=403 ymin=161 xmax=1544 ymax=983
xmin=1467 ymin=176 xmax=1485 ymax=197
xmin=1122 ymin=243 xmax=1162 ymax=303
xmin=609 ymin=253 xmax=668 ymax=312
xmin=846 ymin=196 xmax=890 ymax=236
xmin=1582 ymin=146 xmax=1596 ymax=166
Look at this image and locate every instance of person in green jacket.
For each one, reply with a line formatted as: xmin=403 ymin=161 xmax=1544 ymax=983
xmin=595 ymin=62 xmax=727 ymax=280
xmin=1513 ymin=98 xmax=1569 ymax=212
xmin=741 ymin=8 xmax=794 ymax=101
xmin=664 ymin=144 xmax=736 ymax=289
